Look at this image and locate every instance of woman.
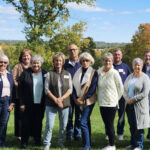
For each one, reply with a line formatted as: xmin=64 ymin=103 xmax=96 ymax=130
xmin=12 ymin=49 xmax=32 ymax=140
xmin=124 ymin=58 xmax=150 ymax=150
xmin=19 ymin=54 xmax=47 ymax=149
xmin=73 ymin=52 xmax=98 ymax=150
xmin=0 ymin=54 xmax=15 ymax=148
xmin=97 ymin=52 xmax=123 ymax=150
xmin=43 ymin=52 xmax=72 ymax=150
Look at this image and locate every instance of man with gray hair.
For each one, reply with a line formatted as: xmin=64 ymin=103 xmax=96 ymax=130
xmin=113 ymin=49 xmax=131 ymax=141
xmin=64 ymin=44 xmax=82 ymax=141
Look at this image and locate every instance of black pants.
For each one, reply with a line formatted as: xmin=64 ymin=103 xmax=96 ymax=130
xmin=21 ymin=104 xmax=45 ymax=145
xmin=100 ymin=106 xmax=117 ymax=146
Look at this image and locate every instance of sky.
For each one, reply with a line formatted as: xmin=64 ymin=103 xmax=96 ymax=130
xmin=0 ymin=0 xmax=150 ymax=43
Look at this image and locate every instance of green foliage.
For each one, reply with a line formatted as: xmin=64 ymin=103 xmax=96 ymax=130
xmin=4 ymin=0 xmax=95 ymax=43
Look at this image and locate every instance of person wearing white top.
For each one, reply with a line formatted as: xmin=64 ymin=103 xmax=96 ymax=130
xmin=97 ymin=52 xmax=124 ymax=150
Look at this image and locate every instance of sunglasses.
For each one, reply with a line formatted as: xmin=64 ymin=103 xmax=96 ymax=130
xmin=0 ymin=61 xmax=8 ymax=64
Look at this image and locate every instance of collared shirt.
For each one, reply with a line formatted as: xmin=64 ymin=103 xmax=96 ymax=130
xmin=1 ymin=71 xmax=10 ymax=97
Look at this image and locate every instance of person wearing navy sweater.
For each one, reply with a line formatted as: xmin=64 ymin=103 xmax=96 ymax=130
xmin=0 ymin=54 xmax=15 ymax=148
xmin=142 ymin=50 xmax=150 ymax=139
xmin=113 ymin=49 xmax=131 ymax=141
xmin=64 ymin=44 xmax=82 ymax=141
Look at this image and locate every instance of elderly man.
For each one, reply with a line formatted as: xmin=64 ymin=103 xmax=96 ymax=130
xmin=142 ymin=50 xmax=150 ymax=139
xmin=113 ymin=49 xmax=131 ymax=140
xmin=64 ymin=44 xmax=82 ymax=141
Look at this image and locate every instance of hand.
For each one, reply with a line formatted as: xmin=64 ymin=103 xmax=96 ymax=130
xmin=20 ymin=105 xmax=25 ymax=112
xmin=126 ymin=98 xmax=132 ymax=104
xmin=57 ymin=97 xmax=63 ymax=109
xmin=8 ymin=103 xmax=14 ymax=112
xmin=75 ymin=97 xmax=84 ymax=105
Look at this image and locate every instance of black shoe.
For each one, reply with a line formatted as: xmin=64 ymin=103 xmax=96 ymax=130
xmin=35 ymin=141 xmax=41 ymax=146
xmin=75 ymin=137 xmax=82 ymax=141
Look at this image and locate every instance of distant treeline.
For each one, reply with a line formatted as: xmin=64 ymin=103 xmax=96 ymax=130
xmin=95 ymin=41 xmax=129 ymax=49
xmin=0 ymin=40 xmax=26 ymax=45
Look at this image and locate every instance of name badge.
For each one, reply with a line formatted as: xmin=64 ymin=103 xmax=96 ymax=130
xmin=0 ymin=78 xmax=1 ymax=82
xmin=64 ymin=75 xmax=69 ymax=79
xmin=118 ymin=69 xmax=123 ymax=72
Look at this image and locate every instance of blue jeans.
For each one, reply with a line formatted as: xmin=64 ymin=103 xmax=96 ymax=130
xmin=81 ymin=104 xmax=95 ymax=149
xmin=43 ymin=106 xmax=69 ymax=147
xmin=0 ymin=97 xmax=10 ymax=147
xmin=126 ymin=104 xmax=144 ymax=149
xmin=66 ymin=98 xmax=81 ymax=138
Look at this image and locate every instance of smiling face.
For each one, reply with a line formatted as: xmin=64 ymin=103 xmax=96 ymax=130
xmin=144 ymin=52 xmax=150 ymax=65
xmin=113 ymin=50 xmax=122 ymax=64
xmin=133 ymin=63 xmax=142 ymax=74
xmin=53 ymin=56 xmax=64 ymax=70
xmin=81 ymin=58 xmax=91 ymax=69
xmin=31 ymin=60 xmax=42 ymax=73
xmin=68 ymin=44 xmax=79 ymax=61
xmin=103 ymin=58 xmax=113 ymax=71
xmin=0 ymin=58 xmax=8 ymax=72
xmin=22 ymin=52 xmax=31 ymax=65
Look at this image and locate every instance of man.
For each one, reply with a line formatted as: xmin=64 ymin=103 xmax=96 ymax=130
xmin=113 ymin=49 xmax=131 ymax=140
xmin=64 ymin=44 xmax=81 ymax=141
xmin=142 ymin=50 xmax=150 ymax=139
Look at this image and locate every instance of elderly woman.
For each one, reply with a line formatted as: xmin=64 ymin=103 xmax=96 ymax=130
xmin=0 ymin=54 xmax=15 ymax=148
xmin=124 ymin=58 xmax=150 ymax=150
xmin=73 ymin=52 xmax=98 ymax=150
xmin=43 ymin=52 xmax=72 ymax=150
xmin=19 ymin=54 xmax=47 ymax=149
xmin=97 ymin=52 xmax=124 ymax=150
xmin=12 ymin=49 xmax=32 ymax=140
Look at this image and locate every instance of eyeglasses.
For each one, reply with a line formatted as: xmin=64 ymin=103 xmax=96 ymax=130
xmin=0 ymin=61 xmax=8 ymax=64
xmin=82 ymin=59 xmax=90 ymax=62
xmin=69 ymin=49 xmax=78 ymax=52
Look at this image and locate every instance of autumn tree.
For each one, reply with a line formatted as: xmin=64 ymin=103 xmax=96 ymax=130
xmin=4 ymin=0 xmax=95 ymax=43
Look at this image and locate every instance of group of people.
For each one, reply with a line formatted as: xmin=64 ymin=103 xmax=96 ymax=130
xmin=0 ymin=44 xmax=150 ymax=150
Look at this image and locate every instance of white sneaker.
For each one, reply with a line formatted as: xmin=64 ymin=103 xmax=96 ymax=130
xmin=101 ymin=145 xmax=116 ymax=150
xmin=134 ymin=147 xmax=142 ymax=150
xmin=44 ymin=146 xmax=49 ymax=150
xmin=117 ymin=134 xmax=124 ymax=141
xmin=105 ymin=135 xmax=109 ymax=140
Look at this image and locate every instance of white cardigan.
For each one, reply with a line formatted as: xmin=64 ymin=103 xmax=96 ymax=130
xmin=97 ymin=66 xmax=124 ymax=107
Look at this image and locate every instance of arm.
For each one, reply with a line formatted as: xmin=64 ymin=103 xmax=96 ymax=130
xmin=12 ymin=64 xmax=19 ymax=87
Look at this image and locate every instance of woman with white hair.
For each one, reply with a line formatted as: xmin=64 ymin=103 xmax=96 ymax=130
xmin=97 ymin=52 xmax=124 ymax=150
xmin=124 ymin=58 xmax=150 ymax=150
xmin=73 ymin=52 xmax=98 ymax=150
xmin=0 ymin=54 xmax=15 ymax=148
xmin=19 ymin=54 xmax=47 ymax=149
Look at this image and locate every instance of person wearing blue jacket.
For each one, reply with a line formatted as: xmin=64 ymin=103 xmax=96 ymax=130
xmin=64 ymin=44 xmax=82 ymax=141
xmin=0 ymin=54 xmax=15 ymax=148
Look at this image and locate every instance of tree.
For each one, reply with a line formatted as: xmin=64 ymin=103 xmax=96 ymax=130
xmin=4 ymin=0 xmax=95 ymax=43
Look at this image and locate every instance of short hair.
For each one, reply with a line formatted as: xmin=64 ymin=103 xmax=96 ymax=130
xmin=102 ymin=52 xmax=113 ymax=61
xmin=19 ymin=49 xmax=32 ymax=62
xmin=53 ymin=52 xmax=65 ymax=64
xmin=0 ymin=54 xmax=9 ymax=64
xmin=132 ymin=58 xmax=143 ymax=66
xmin=31 ymin=54 xmax=44 ymax=64
xmin=79 ymin=52 xmax=95 ymax=65
xmin=113 ymin=48 xmax=122 ymax=55
xmin=144 ymin=50 xmax=150 ymax=55
xmin=68 ymin=44 xmax=78 ymax=51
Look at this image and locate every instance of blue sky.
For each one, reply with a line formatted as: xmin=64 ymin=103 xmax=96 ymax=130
xmin=0 ymin=0 xmax=150 ymax=43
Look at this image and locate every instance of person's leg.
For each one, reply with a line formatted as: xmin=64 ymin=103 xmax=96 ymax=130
xmin=117 ymin=97 xmax=125 ymax=137
xmin=58 ymin=107 xmax=69 ymax=146
xmin=0 ymin=97 xmax=10 ymax=147
xmin=135 ymin=129 xmax=144 ymax=149
xmin=66 ymin=98 xmax=74 ymax=140
xmin=43 ymin=106 xmax=57 ymax=148
xmin=100 ymin=107 xmax=116 ymax=146
xmin=74 ymin=102 xmax=82 ymax=139
xmin=80 ymin=104 xmax=94 ymax=149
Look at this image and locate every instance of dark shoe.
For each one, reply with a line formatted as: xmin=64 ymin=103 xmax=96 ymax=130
xmin=35 ymin=141 xmax=41 ymax=146
xmin=147 ymin=134 xmax=150 ymax=139
xmin=75 ymin=136 xmax=82 ymax=141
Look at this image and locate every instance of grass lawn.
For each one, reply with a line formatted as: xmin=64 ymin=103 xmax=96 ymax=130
xmin=5 ymin=103 xmax=150 ymax=150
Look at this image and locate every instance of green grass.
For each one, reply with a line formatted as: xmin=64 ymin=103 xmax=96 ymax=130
xmin=5 ymin=103 xmax=150 ymax=150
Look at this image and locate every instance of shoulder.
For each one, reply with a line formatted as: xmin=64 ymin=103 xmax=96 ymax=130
xmin=121 ymin=62 xmax=130 ymax=69
xmin=42 ymin=69 xmax=47 ymax=74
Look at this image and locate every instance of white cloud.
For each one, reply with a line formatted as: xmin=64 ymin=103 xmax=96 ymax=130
xmin=145 ymin=9 xmax=150 ymax=12
xmin=66 ymin=2 xmax=112 ymax=12
xmin=120 ymin=11 xmax=134 ymax=15
xmin=0 ymin=5 xmax=19 ymax=15
xmin=99 ymin=26 xmax=114 ymax=31
xmin=8 ymin=16 xmax=19 ymax=20
xmin=0 ymin=20 xmax=7 ymax=24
